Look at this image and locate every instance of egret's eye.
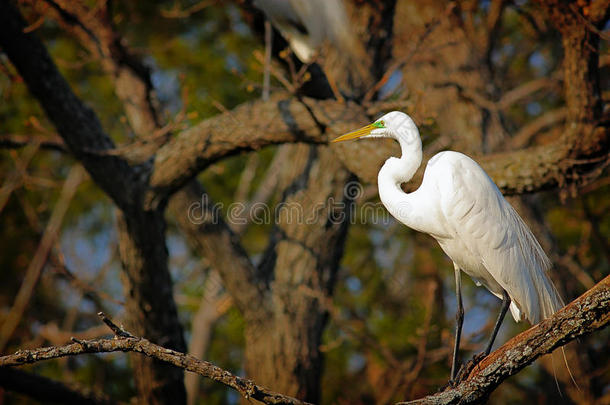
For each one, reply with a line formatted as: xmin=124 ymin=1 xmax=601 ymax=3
xmin=372 ymin=120 xmax=385 ymax=129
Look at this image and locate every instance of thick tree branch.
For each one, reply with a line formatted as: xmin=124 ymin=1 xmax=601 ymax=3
xmin=0 ymin=313 xmax=310 ymax=405
xmin=149 ymin=0 xmax=607 ymax=201
xmin=149 ymin=94 xmax=608 ymax=201
xmin=0 ymin=0 xmax=136 ymax=210
xmin=401 ymin=275 xmax=610 ymax=405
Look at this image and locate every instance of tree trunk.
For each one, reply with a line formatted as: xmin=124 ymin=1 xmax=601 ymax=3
xmin=242 ymin=145 xmax=353 ymax=402
xmin=116 ymin=209 xmax=186 ymax=405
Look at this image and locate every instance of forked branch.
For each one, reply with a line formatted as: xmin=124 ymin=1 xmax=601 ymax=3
xmin=2 ymin=275 xmax=608 ymax=405
xmin=0 ymin=312 xmax=309 ymax=405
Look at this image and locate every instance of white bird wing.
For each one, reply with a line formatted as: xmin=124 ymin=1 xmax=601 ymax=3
xmin=439 ymin=153 xmax=562 ymax=324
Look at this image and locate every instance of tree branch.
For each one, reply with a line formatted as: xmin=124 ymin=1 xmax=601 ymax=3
xmin=148 ymin=93 xmax=608 ymax=201
xmin=0 ymin=134 xmax=67 ymax=152
xmin=147 ymin=0 xmax=608 ymax=201
xmin=168 ymin=181 xmax=271 ymax=322
xmin=0 ymin=0 xmax=136 ymax=210
xmin=400 ymin=275 xmax=610 ymax=405
xmin=0 ymin=313 xmax=310 ymax=405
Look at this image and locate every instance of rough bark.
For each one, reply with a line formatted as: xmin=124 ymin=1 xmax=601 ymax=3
xmin=148 ymin=0 xmax=607 ymax=200
xmin=57 ymin=3 xmax=350 ymax=401
xmin=535 ymin=0 xmax=606 ymax=125
xmin=115 ymin=209 xmax=186 ymax=404
xmin=535 ymin=0 xmax=609 ymax=156
xmin=242 ymin=145 xmax=353 ymax=402
xmin=149 ymin=93 xmax=607 ymax=196
xmin=4 ymin=0 xmax=608 ymax=403
xmin=169 ymin=148 xmax=352 ymax=402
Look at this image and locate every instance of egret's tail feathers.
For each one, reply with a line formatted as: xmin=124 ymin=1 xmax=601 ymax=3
xmin=508 ymin=302 xmax=522 ymax=322
xmin=533 ymin=270 xmax=564 ymax=322
xmin=508 ymin=202 xmax=563 ymax=324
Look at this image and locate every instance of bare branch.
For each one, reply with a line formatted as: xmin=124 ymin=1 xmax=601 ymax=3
xmin=400 ymin=275 xmax=610 ymax=405
xmin=0 ymin=140 xmax=41 ymax=214
xmin=497 ymin=77 xmax=559 ymax=110
xmin=97 ymin=312 xmax=134 ymax=338
xmin=160 ymin=0 xmax=217 ymax=19
xmin=0 ymin=313 xmax=311 ymax=405
xmin=510 ymin=108 xmax=567 ymax=148
xmin=0 ymin=134 xmax=67 ymax=152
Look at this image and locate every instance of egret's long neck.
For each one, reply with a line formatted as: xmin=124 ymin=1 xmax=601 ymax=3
xmin=387 ymin=134 xmax=422 ymax=183
xmin=377 ymin=129 xmax=424 ymax=231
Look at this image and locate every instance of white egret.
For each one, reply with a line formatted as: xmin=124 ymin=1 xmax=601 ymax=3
xmin=333 ymin=111 xmax=564 ymax=380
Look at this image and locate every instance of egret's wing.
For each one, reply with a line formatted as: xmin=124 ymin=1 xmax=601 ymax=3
xmin=441 ymin=154 xmax=562 ymax=324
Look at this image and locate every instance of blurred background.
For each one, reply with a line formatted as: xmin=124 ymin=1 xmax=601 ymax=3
xmin=0 ymin=0 xmax=608 ymax=404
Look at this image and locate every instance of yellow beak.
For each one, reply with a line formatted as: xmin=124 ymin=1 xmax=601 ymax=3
xmin=331 ymin=123 xmax=377 ymax=143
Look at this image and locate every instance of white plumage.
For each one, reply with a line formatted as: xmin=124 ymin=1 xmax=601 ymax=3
xmin=333 ymin=110 xmax=563 ymax=379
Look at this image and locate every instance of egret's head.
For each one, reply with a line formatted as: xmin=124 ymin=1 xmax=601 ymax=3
xmin=331 ymin=111 xmax=418 ymax=143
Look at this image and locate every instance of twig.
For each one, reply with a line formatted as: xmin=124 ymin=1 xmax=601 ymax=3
xmin=0 ymin=134 xmax=67 ymax=152
xmin=0 ymin=312 xmax=311 ymax=405
xmin=41 ymin=0 xmax=103 ymax=56
xmin=497 ymin=77 xmax=559 ymax=110
xmin=160 ymin=0 xmax=216 ymax=19
xmin=568 ymin=3 xmax=610 ymax=41
xmin=49 ymin=254 xmax=124 ymax=307
xmin=0 ymin=140 xmax=41 ymax=214
xmin=97 ymin=312 xmax=134 ymax=338
xmin=38 ymin=323 xmax=112 ymax=346
xmin=398 ymin=275 xmax=610 ymax=405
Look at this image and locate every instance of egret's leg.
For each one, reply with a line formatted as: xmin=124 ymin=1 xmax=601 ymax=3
xmin=451 ymin=263 xmax=464 ymax=381
xmin=484 ymin=289 xmax=511 ymax=355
